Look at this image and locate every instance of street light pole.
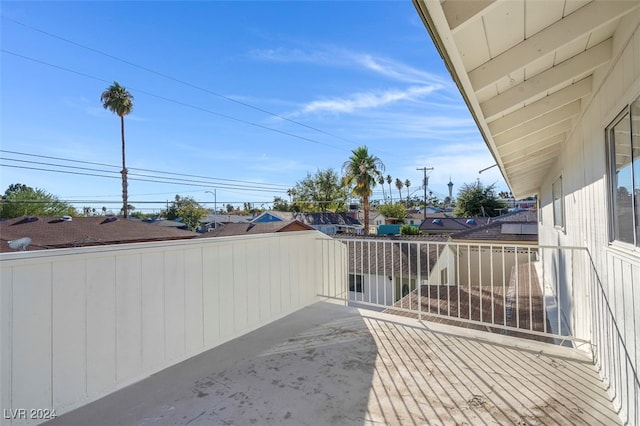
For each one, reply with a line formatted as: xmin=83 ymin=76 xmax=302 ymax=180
xmin=205 ymin=189 xmax=217 ymax=229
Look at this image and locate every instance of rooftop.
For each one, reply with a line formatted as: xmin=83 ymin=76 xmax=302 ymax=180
xmin=46 ymin=301 xmax=620 ymax=425
xmin=0 ymin=216 xmax=198 ymax=252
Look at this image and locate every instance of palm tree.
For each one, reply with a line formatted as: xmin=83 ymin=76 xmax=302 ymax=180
xmin=378 ymin=175 xmax=386 ymax=203
xmin=395 ymin=178 xmax=404 ymax=202
xmin=101 ymin=81 xmax=134 ymax=218
xmin=386 ymin=175 xmax=393 ymax=203
xmin=342 ymin=146 xmax=384 ymax=235
xmin=405 ymin=179 xmax=411 ymax=207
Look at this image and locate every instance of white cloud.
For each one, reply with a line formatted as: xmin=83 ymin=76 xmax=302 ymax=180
xmin=249 ymin=46 xmax=447 ymax=86
xmin=296 ymin=85 xmax=440 ymax=116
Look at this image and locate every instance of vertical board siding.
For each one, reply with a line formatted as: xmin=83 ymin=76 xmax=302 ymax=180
xmin=0 ymin=231 xmax=340 ymax=425
xmin=115 ymin=254 xmax=142 ymax=383
xmin=184 ymin=248 xmax=204 ymax=355
xmin=12 ymin=264 xmax=51 ymax=411
xmin=140 ymin=251 xmax=165 ymax=373
xmin=52 ymin=260 xmax=86 ymax=408
xmin=85 ymin=257 xmax=116 ymax=397
xmin=538 ymin=18 xmax=640 ymax=425
xmin=163 ymin=251 xmax=186 ymax=363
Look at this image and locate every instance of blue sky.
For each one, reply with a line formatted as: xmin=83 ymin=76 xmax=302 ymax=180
xmin=1 ymin=1 xmax=507 ymax=213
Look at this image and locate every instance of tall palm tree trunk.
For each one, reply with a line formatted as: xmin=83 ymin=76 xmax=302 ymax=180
xmin=121 ymin=115 xmax=128 ymax=218
xmin=363 ymin=195 xmax=370 ymax=235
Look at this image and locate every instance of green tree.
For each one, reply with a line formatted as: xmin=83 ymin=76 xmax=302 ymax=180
xmin=377 ymin=202 xmax=407 ymax=222
xmin=454 ymin=181 xmax=508 ymax=217
xmin=272 ymin=196 xmax=291 ymax=211
xmin=0 ymin=184 xmax=77 ymax=218
xmin=342 ymin=146 xmax=384 ymax=235
xmin=292 ymin=169 xmax=347 ymax=213
xmin=386 ymin=175 xmax=393 ymax=203
xmin=400 ymin=223 xmax=420 ymax=235
xmin=101 ymin=81 xmax=134 ymax=218
xmin=163 ymin=195 xmax=208 ymax=231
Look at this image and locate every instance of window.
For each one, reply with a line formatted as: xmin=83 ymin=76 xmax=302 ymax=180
xmin=440 ymin=267 xmax=448 ymax=285
xmin=348 ymin=274 xmax=363 ymax=293
xmin=552 ymin=176 xmax=564 ymax=229
xmin=607 ymin=95 xmax=640 ymax=246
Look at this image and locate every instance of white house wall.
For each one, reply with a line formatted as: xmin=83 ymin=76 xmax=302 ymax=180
xmin=349 ymin=273 xmax=395 ymax=306
xmin=0 ymin=231 xmax=345 ymax=426
xmin=538 ymin=11 xmax=640 ymax=423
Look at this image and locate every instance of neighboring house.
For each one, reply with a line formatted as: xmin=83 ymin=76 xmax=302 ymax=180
xmin=143 ymin=219 xmax=190 ymax=230
xmin=252 ymin=211 xmax=363 ymax=235
xmin=414 ymin=1 xmax=639 ymax=423
xmin=342 ymin=235 xmax=448 ymax=305
xmin=0 ymin=216 xmax=198 ymax=252
xmin=405 ymin=212 xmax=425 ymax=227
xmin=200 ymin=214 xmax=252 ymax=231
xmin=430 ymin=211 xmax=539 ymax=287
xmin=198 ymin=220 xmax=313 ymax=237
xmin=419 ymin=216 xmax=491 ymax=236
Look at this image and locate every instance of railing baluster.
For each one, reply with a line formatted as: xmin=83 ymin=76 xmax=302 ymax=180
xmin=528 ymin=246 xmax=533 ymax=332
xmin=417 ymin=241 xmax=422 ymax=321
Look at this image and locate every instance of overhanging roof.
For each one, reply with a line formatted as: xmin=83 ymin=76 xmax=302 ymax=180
xmin=413 ymin=0 xmax=639 ymax=198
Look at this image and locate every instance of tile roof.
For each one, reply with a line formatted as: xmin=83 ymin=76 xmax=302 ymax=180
xmin=0 ymin=216 xmax=198 ymax=252
xmin=259 ymin=211 xmax=362 ymax=227
xmin=450 ymin=221 xmax=538 ymax=243
xmin=419 ymin=216 xmax=491 ymax=233
xmin=198 ymin=220 xmax=313 ymax=237
xmin=449 ymin=209 xmax=538 ymax=243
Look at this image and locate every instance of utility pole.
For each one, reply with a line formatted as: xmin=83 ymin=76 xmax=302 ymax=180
xmin=205 ymin=189 xmax=217 ymax=229
xmin=416 ymin=167 xmax=434 ymax=220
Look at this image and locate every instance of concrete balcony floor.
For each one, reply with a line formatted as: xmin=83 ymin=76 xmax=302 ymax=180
xmin=47 ymin=301 xmax=620 ymax=426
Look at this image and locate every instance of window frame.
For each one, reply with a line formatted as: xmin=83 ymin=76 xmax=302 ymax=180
xmin=348 ymin=273 xmax=363 ymax=293
xmin=552 ymin=176 xmax=564 ymax=231
xmin=606 ymin=99 xmax=640 ymax=248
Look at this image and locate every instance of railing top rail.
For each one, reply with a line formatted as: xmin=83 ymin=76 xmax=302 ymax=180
xmin=333 ymin=237 xmax=588 ymax=252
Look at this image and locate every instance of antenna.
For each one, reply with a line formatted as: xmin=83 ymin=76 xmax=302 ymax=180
xmin=8 ymin=237 xmax=32 ymax=251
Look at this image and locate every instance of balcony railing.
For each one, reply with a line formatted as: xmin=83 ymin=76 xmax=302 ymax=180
xmin=1 ymin=232 xmax=637 ymax=425
xmin=325 ymin=236 xmax=639 ymax=425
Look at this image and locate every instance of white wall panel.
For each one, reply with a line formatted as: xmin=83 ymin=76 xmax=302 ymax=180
xmin=115 ymin=255 xmax=142 ymax=383
xmin=279 ymin=238 xmax=291 ymax=309
xmin=12 ymin=264 xmax=51 ymax=411
xmin=184 ymin=248 xmax=203 ymax=355
xmin=140 ymin=251 xmax=165 ymax=372
xmin=217 ymin=243 xmax=234 ymax=340
xmin=257 ymin=239 xmax=271 ymax=322
xmin=0 ymin=266 xmax=12 ymax=420
xmin=537 ymin=18 xmax=640 ymax=425
xmin=163 ymin=251 xmax=185 ymax=363
xmin=52 ymin=259 xmax=86 ymax=409
xmin=0 ymin=231 xmax=341 ymax=425
xmin=269 ymin=240 xmax=282 ymax=315
xmin=232 ymin=243 xmax=248 ymax=333
xmin=245 ymin=242 xmax=260 ymax=327
xmin=202 ymin=246 xmax=220 ymax=347
xmin=86 ymin=257 xmax=116 ymax=397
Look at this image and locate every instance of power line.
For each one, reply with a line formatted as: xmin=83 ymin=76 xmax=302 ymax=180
xmin=0 ymin=163 xmax=287 ymax=193
xmin=1 ymin=15 xmax=355 ymax=146
xmin=0 ymin=149 xmax=291 ymax=190
xmin=0 ymin=49 xmax=346 ymax=150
